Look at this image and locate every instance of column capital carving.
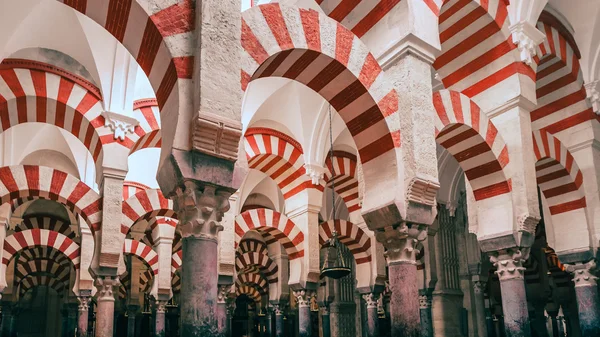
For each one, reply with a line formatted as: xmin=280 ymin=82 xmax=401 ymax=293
xmin=273 ymin=303 xmax=285 ymax=316
xmin=362 ymin=293 xmax=379 ymax=309
xmin=375 ymin=223 xmax=427 ymax=264
xmin=77 ymin=296 xmax=91 ymax=312
xmin=472 ymin=280 xmax=486 ymax=295
xmin=217 ymin=284 xmax=232 ymax=304
xmin=418 ymin=294 xmax=432 ymax=309
xmin=509 ymin=21 xmax=546 ymax=66
xmin=155 ymin=300 xmax=168 ymax=313
xmin=489 ymin=248 xmax=527 ymax=281
xmin=174 ymin=181 xmax=231 ymax=240
xmin=94 ymin=276 xmax=120 ymax=302
xmin=320 ymin=305 xmax=329 ymax=315
xmin=565 ymin=260 xmax=598 ymax=287
xmin=303 ymin=163 xmax=325 ymax=185
xmin=101 ymin=111 xmax=139 ymax=141
xmin=293 ymin=289 xmax=315 ymax=307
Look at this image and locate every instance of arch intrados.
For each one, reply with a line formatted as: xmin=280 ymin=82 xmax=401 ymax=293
xmin=121 ymin=189 xmax=177 ymax=235
xmin=17 ymin=247 xmax=71 ymax=267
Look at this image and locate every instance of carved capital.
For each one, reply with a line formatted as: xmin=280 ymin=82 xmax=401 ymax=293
xmin=509 ymin=21 xmax=546 ymax=66
xmin=155 ymin=300 xmax=167 ymax=314
xmin=293 ymin=289 xmax=314 ymax=307
xmin=473 ymin=280 xmax=485 ymax=295
xmin=406 ymin=176 xmax=439 ymax=207
xmin=273 ymin=304 xmax=285 ymax=316
xmin=218 ymin=284 xmax=232 ymax=304
xmin=585 ymin=80 xmax=600 ymax=115
xmin=363 ymin=293 xmax=379 ymax=308
xmin=101 ymin=111 xmax=139 ymax=141
xmin=320 ymin=305 xmax=329 ymax=315
xmin=193 ymin=111 xmax=242 ymax=161
xmin=565 ymin=260 xmax=598 ymax=287
xmin=304 ymin=164 xmax=325 ymax=185
xmin=418 ymin=294 xmax=432 ymax=309
xmin=226 ymin=300 xmax=236 ymax=315
xmin=94 ymin=276 xmax=120 ymax=302
xmin=375 ymin=223 xmax=427 ymax=264
xmin=77 ymin=296 xmax=91 ymax=312
xmin=174 ymin=181 xmax=231 ymax=240
xmin=489 ymin=248 xmax=527 ymax=281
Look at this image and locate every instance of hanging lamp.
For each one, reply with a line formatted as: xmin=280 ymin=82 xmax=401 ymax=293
xmin=320 ymin=105 xmax=352 ymax=280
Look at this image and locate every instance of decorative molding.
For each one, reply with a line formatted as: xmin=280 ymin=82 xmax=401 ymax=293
xmin=375 ymin=223 xmax=427 ymax=264
xmin=193 ymin=112 xmax=242 ymax=161
xmin=565 ymin=260 xmax=598 ymax=287
xmin=378 ymin=33 xmax=441 ymax=70
xmin=217 ymin=284 xmax=232 ymax=304
xmin=418 ymin=294 xmax=432 ymax=309
xmin=517 ymin=214 xmax=540 ymax=234
xmin=585 ymin=81 xmax=600 ymax=115
xmin=133 ymin=98 xmax=159 ymax=110
xmin=362 ymin=293 xmax=378 ymax=309
xmin=77 ymin=296 xmax=91 ymax=312
xmin=489 ymin=248 xmax=527 ymax=281
xmin=406 ymin=176 xmax=440 ymax=207
xmin=304 ymin=164 xmax=325 ymax=185
xmin=509 ymin=21 xmax=546 ymax=66
xmin=101 ymin=111 xmax=139 ymax=141
xmin=94 ymin=276 xmax=120 ymax=302
xmin=293 ymin=289 xmax=315 ymax=307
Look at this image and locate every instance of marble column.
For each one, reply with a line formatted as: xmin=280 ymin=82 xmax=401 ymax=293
xmin=565 ymin=260 xmax=600 ymax=336
xmin=294 ymin=290 xmax=314 ymax=337
xmin=274 ymin=304 xmax=285 ymax=337
xmin=227 ymin=300 xmax=236 ymax=337
xmin=472 ymin=280 xmax=488 ymax=337
xmin=248 ymin=309 xmax=256 ymax=337
xmin=489 ymin=249 xmax=530 ymax=337
xmin=320 ymin=305 xmax=331 ymax=337
xmin=266 ymin=307 xmax=273 ymax=337
xmin=1 ymin=303 xmax=16 ymax=337
xmin=174 ymin=183 xmax=231 ymax=337
xmin=94 ymin=276 xmax=120 ymax=337
xmin=546 ymin=310 xmax=561 ymax=337
xmin=77 ymin=296 xmax=91 ymax=337
xmin=155 ymin=300 xmax=167 ymax=337
xmin=375 ymin=224 xmax=426 ymax=337
xmin=217 ymin=285 xmax=230 ymax=336
xmin=66 ymin=303 xmax=78 ymax=337
xmin=418 ymin=291 xmax=433 ymax=337
xmin=363 ymin=293 xmax=380 ymax=337
xmin=127 ymin=305 xmax=139 ymax=337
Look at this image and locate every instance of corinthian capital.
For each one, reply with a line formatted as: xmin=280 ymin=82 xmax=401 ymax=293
xmin=375 ymin=223 xmax=427 ymax=264
xmin=94 ymin=276 xmax=120 ymax=302
xmin=489 ymin=248 xmax=527 ymax=281
xmin=77 ymin=296 xmax=91 ymax=312
xmin=293 ymin=289 xmax=314 ymax=307
xmin=362 ymin=293 xmax=379 ymax=308
xmin=174 ymin=180 xmax=231 ymax=240
xmin=565 ymin=260 xmax=598 ymax=287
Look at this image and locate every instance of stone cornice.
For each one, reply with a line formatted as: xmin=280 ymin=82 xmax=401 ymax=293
xmin=133 ymin=98 xmax=159 ymax=110
xmin=486 ymin=95 xmax=537 ymax=119
xmin=378 ymin=33 xmax=441 ymax=70
xmin=509 ymin=21 xmax=546 ymax=66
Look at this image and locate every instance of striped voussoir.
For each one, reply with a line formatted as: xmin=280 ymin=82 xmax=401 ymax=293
xmin=245 ymin=127 xmax=322 ymax=199
xmin=315 ymin=0 xmax=439 ymax=38
xmin=123 ymin=239 xmax=159 ymax=276
xmin=172 ymin=232 xmax=182 ymax=253
xmin=531 ymin=21 xmax=596 ymax=135
xmin=532 ymin=130 xmax=586 ymax=215
xmin=0 ymin=59 xmax=108 ymax=162
xmin=18 ymin=215 xmax=77 ymax=240
xmin=123 ymin=181 xmax=150 ymax=201
xmin=171 ymin=250 xmax=182 ymax=274
xmin=236 ymin=284 xmax=261 ymax=303
xmin=15 ymin=259 xmax=71 ymax=286
xmin=433 ymin=90 xmax=511 ymax=201
xmin=121 ymin=189 xmax=176 ymax=235
xmin=18 ymin=274 xmax=67 ymax=297
xmin=235 ymin=208 xmax=304 ymax=260
xmin=172 ymin=271 xmax=181 ymax=293
xmin=130 ymin=98 xmax=162 ymax=154
xmin=237 ymin=238 xmax=268 ymax=256
xmin=235 ymin=280 xmax=266 ymax=298
xmin=57 ymin=0 xmax=185 ymax=111
xmin=119 ymin=271 xmax=130 ymax=299
xmin=324 ymin=151 xmax=360 ymax=214
xmin=319 ymin=219 xmax=371 ymax=264
xmin=434 ymin=0 xmax=533 ymax=99
xmin=139 ymin=269 xmax=154 ymax=293
xmin=3 ymin=229 xmax=80 ymax=269
xmin=237 ymin=272 xmax=269 ymax=295
xmin=241 ymin=3 xmax=400 ymax=164
xmin=0 ymin=165 xmax=102 ymax=232
xmin=17 ymin=247 xmax=71 ymax=267
xmin=235 ymin=251 xmax=278 ymax=283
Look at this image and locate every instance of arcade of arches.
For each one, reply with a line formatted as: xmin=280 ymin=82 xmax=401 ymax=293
xmin=0 ymin=0 xmax=599 ymax=337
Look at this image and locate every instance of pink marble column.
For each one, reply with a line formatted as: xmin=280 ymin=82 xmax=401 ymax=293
xmin=155 ymin=300 xmax=167 ymax=337
xmin=565 ymin=260 xmax=600 ymax=336
xmin=294 ymin=290 xmax=315 ymax=337
xmin=94 ymin=276 xmax=120 ymax=337
xmin=77 ymin=296 xmax=91 ymax=337
xmin=363 ymin=293 xmax=380 ymax=337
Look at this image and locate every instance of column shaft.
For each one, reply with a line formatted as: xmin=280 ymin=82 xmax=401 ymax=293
xmin=78 ymin=308 xmax=89 ymax=337
xmin=363 ymin=293 xmax=380 ymax=337
xmin=321 ymin=309 xmax=330 ymax=337
xmin=472 ymin=281 xmax=488 ymax=337
xmin=95 ymin=277 xmax=119 ymax=337
xmin=389 ymin=262 xmax=420 ymax=337
xmin=573 ymin=285 xmax=600 ymax=335
xmin=418 ymin=294 xmax=433 ymax=337
xmin=127 ymin=307 xmax=137 ymax=337
xmin=275 ymin=308 xmax=284 ymax=337
xmin=155 ymin=301 xmax=167 ymax=337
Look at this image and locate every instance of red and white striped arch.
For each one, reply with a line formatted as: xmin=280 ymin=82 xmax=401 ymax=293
xmin=234 ymin=208 xmax=304 ymax=260
xmin=531 ymin=20 xmax=597 ymax=135
xmin=235 ymin=251 xmax=278 ymax=283
xmin=245 ymin=128 xmax=321 ymax=199
xmin=236 ymin=284 xmax=261 ymax=303
xmin=130 ymin=98 xmax=162 ymax=154
xmin=324 ymin=151 xmax=360 ymax=214
xmin=237 ymin=238 xmax=269 ymax=256
xmin=0 ymin=165 xmax=102 ymax=232
xmin=18 ymin=215 xmax=77 ymax=240
xmin=172 ymin=272 xmax=181 ymax=293
xmin=123 ymin=239 xmax=159 ymax=276
xmin=139 ymin=269 xmax=153 ymax=293
xmin=56 ymin=0 xmax=188 ymax=111
xmin=434 ymin=0 xmax=532 ymax=99
xmin=241 ymin=3 xmax=400 ymax=164
xmin=18 ymin=274 xmax=67 ymax=297
xmin=237 ymin=272 xmax=268 ymax=295
xmin=433 ymin=90 xmax=511 ymax=201
xmin=532 ymin=130 xmax=586 ymax=215
xmin=0 ymin=59 xmax=107 ymax=162
xmin=123 ymin=181 xmax=150 ymax=201
xmin=319 ymin=219 xmax=371 ymax=264
xmin=2 ymin=229 xmax=80 ymax=269
xmin=15 ymin=259 xmax=71 ymax=285
xmin=171 ymin=250 xmax=182 ymax=274
xmin=121 ymin=189 xmax=176 ymax=235
xmin=18 ymin=247 xmax=71 ymax=267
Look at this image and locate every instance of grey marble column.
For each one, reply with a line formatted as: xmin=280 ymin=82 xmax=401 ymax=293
xmin=472 ymin=280 xmax=488 ymax=337
xmin=566 ymin=261 xmax=600 ymax=336
xmin=418 ymin=291 xmax=433 ymax=337
xmin=127 ymin=305 xmax=139 ymax=337
xmin=155 ymin=300 xmax=167 ymax=337
xmin=217 ymin=285 xmax=231 ymax=336
xmin=66 ymin=303 xmax=78 ymax=337
xmin=321 ymin=305 xmax=331 ymax=337
xmin=94 ymin=276 xmax=120 ymax=337
xmin=490 ymin=249 xmax=530 ymax=337
xmin=294 ymin=290 xmax=314 ymax=337
xmin=274 ymin=304 xmax=285 ymax=337
xmin=174 ymin=183 xmax=230 ymax=337
xmin=363 ymin=293 xmax=380 ymax=337
xmin=266 ymin=307 xmax=273 ymax=337
xmin=77 ymin=296 xmax=91 ymax=337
